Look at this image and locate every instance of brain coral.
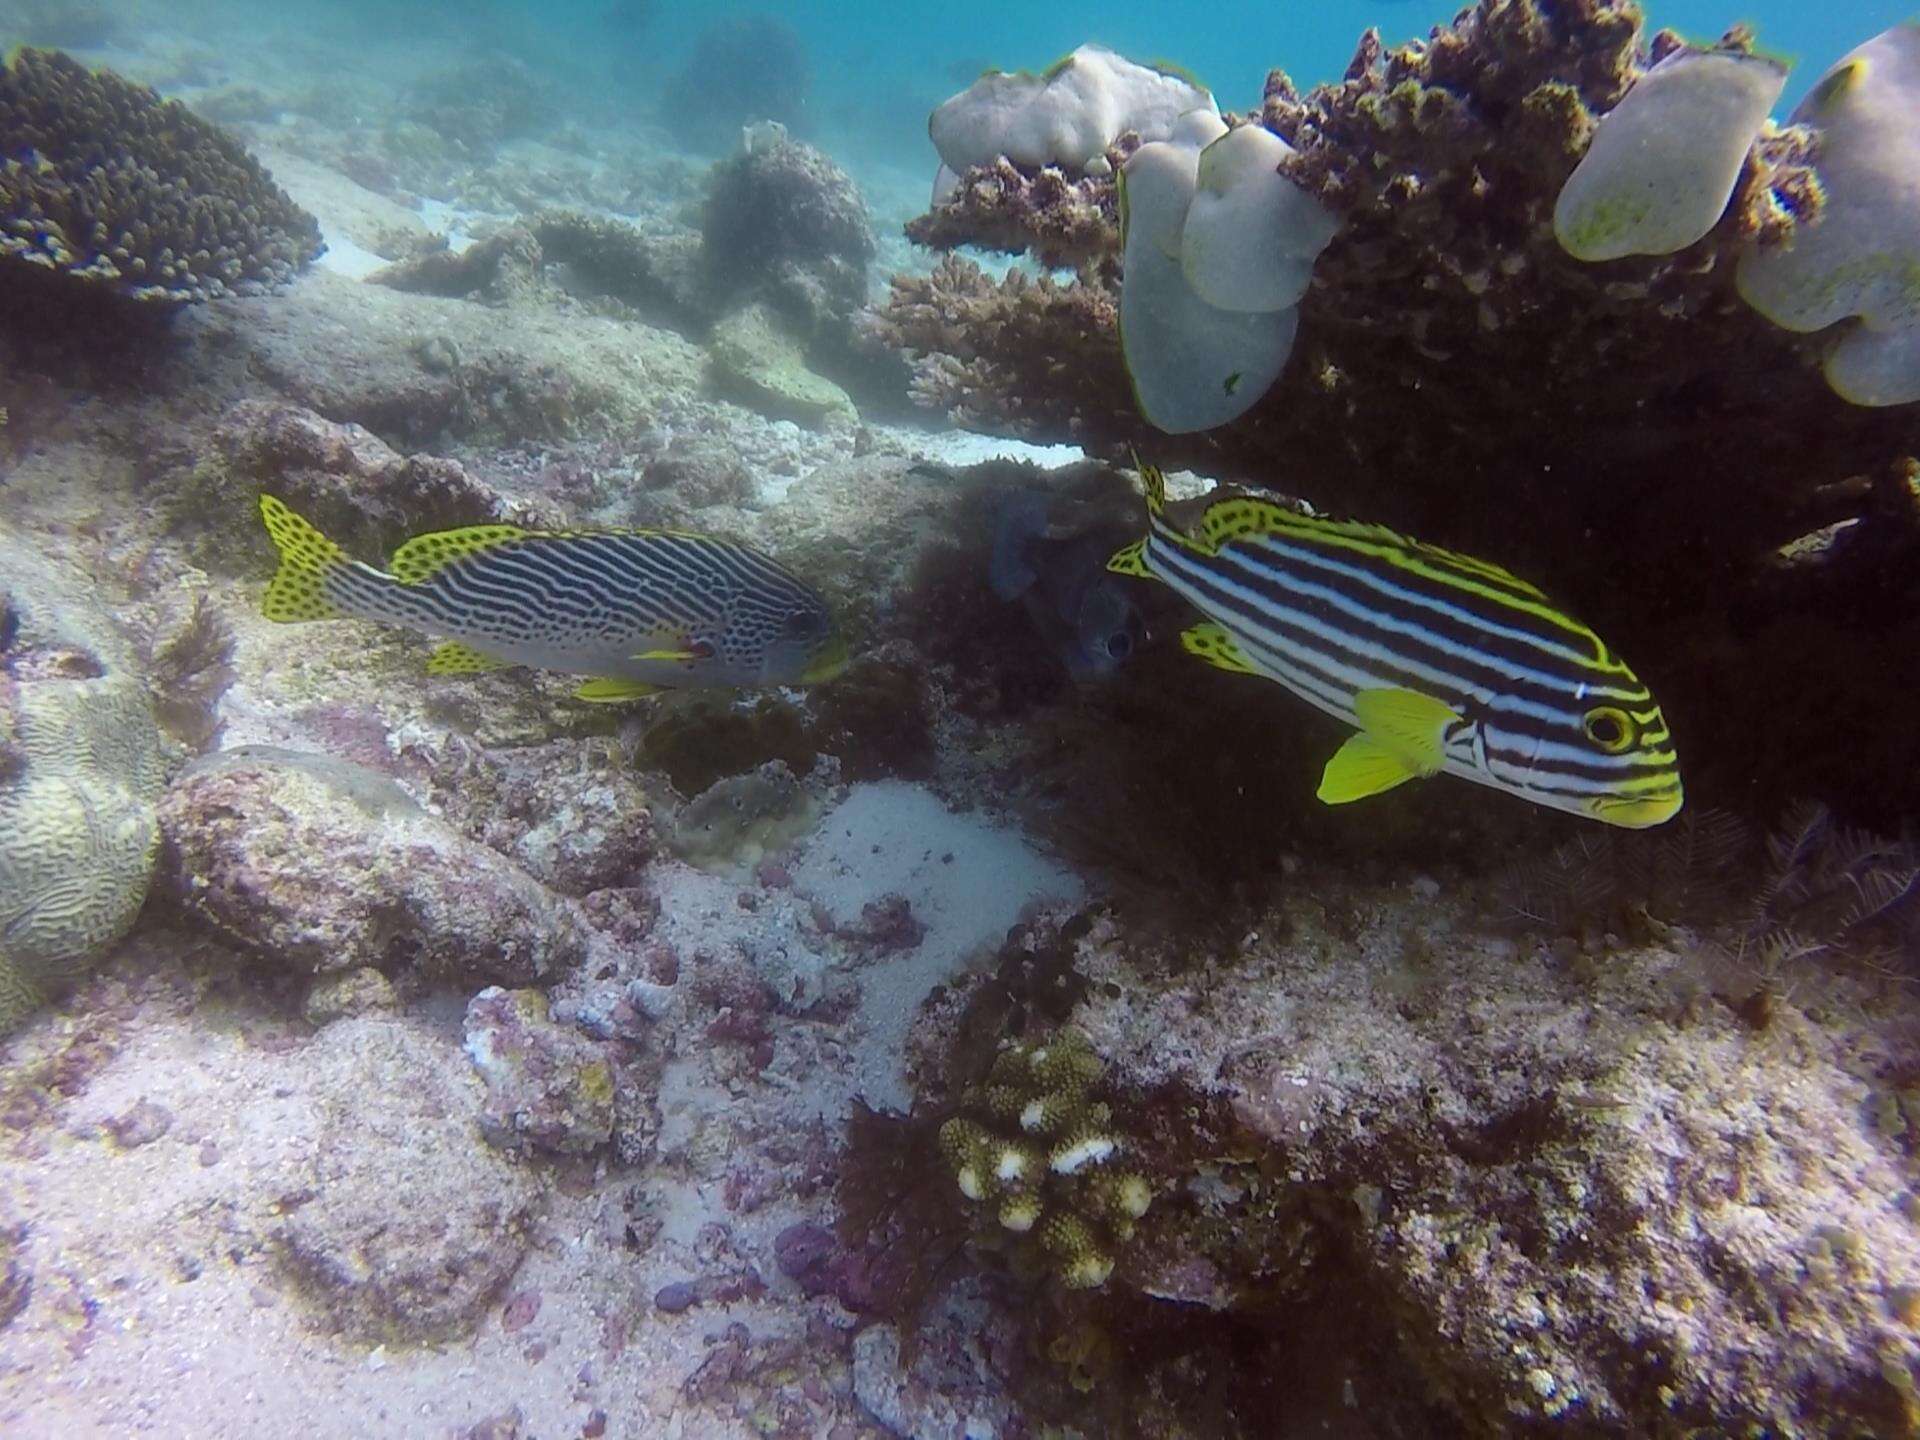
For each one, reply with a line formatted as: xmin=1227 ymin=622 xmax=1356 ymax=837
xmin=0 ymin=47 xmax=321 ymax=304
xmin=0 ymin=536 xmax=167 ymax=1033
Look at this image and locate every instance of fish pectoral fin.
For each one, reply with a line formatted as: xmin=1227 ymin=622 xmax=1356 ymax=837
xmin=1107 ymin=540 xmax=1156 ymax=580
xmin=1317 ymin=735 xmax=1420 ymax=805
xmin=1351 ymin=687 xmax=1457 ymax=776
xmin=426 ymin=641 xmax=511 ymax=675
xmin=1180 ymin=622 xmax=1257 ymax=675
xmin=573 ymin=677 xmax=663 ymax=703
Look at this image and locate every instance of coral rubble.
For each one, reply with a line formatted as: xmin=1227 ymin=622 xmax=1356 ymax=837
xmin=0 ymin=48 xmax=320 ymax=305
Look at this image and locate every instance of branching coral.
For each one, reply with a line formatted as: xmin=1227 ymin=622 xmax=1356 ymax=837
xmin=865 ymin=256 xmax=1131 ymax=440
xmin=0 ymin=48 xmax=320 ymax=305
xmin=937 ymin=1029 xmax=1152 ymax=1290
xmin=905 ymin=154 xmax=1123 ymax=271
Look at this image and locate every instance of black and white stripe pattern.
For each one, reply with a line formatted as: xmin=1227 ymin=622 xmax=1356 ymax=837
xmin=1143 ymin=499 xmax=1681 ymax=819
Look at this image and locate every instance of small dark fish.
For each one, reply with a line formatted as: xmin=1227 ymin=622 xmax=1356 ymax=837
xmin=0 ymin=600 xmax=17 ymax=654
xmin=991 ymin=491 xmax=1142 ymax=681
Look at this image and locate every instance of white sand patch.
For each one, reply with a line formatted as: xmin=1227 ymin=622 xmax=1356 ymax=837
xmin=790 ymin=782 xmax=1082 ymax=1111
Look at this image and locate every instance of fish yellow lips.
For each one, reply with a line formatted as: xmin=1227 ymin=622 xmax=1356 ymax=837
xmin=801 ymin=636 xmax=851 ymax=685
xmin=1589 ymin=785 xmax=1685 ymax=829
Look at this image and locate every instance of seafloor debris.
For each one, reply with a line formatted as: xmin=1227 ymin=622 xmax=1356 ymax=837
xmin=0 ymin=538 xmax=166 ymax=1035
xmin=0 ymin=48 xmax=320 ymax=304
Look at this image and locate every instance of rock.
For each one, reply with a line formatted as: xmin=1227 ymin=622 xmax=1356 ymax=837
xmin=463 ymin=987 xmax=615 ymax=1156
xmin=708 ymin=304 xmax=857 ymax=428
xmin=102 ymin=1099 xmax=174 ymax=1148
xmin=158 ymin=748 xmax=588 ymax=988
xmin=1065 ymin=892 xmax=1920 ymax=1435
xmin=303 ymin=966 xmax=399 ymax=1026
xmin=665 ymin=760 xmax=816 ymax=870
xmin=189 ymin=399 xmax=536 ymax=562
xmin=0 ymin=536 xmax=167 ymax=1034
xmin=272 ymin=1017 xmax=539 ymax=1342
xmin=702 ymin=138 xmax=873 ymax=339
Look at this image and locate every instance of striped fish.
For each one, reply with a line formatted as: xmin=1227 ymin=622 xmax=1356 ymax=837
xmin=258 ymin=496 xmax=847 ymax=702
xmin=1108 ymin=463 xmax=1682 ymax=827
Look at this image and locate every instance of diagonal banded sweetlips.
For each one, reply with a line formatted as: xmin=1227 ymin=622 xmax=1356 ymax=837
xmin=258 ymin=495 xmax=847 ymax=702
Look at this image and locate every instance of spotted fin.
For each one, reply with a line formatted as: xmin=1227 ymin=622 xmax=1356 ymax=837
xmin=1107 ymin=539 xmax=1154 ymax=579
xmin=573 ymin=677 xmax=663 ymax=703
xmin=1199 ymin=496 xmax=1319 ymax=551
xmin=1132 ymin=451 xmax=1168 ymax=516
xmin=259 ymin=495 xmax=347 ymax=622
xmin=390 ymin=524 xmax=534 ymax=584
xmin=1352 ymin=687 xmax=1456 ymax=776
xmin=1317 ymin=735 xmax=1419 ymax=804
xmin=426 ymin=641 xmax=510 ymax=676
xmin=1180 ymin=622 xmax=1257 ymax=675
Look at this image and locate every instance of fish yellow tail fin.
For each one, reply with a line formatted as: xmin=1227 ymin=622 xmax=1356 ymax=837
xmin=259 ymin=495 xmax=348 ymax=622
xmin=1129 ymin=448 xmax=1167 ymax=517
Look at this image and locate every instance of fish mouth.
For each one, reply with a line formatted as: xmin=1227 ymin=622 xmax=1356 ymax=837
xmin=1589 ymin=784 xmax=1684 ymax=829
xmin=800 ymin=637 xmax=850 ymax=686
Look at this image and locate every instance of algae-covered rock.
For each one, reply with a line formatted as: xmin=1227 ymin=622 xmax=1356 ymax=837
xmin=464 ymin=986 xmax=615 ymax=1156
xmin=0 ymin=537 xmax=166 ymax=1034
xmin=0 ymin=47 xmax=320 ymax=305
xmin=271 ymin=1016 xmax=539 ymax=1343
xmin=708 ymin=304 xmax=857 ymax=427
xmin=1737 ymin=23 xmax=1920 ymax=405
xmin=157 ymin=748 xmax=586 ymax=988
xmin=1555 ymin=46 xmax=1787 ymax=262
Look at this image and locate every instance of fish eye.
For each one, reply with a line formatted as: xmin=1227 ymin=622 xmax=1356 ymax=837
xmin=1105 ymin=631 xmax=1133 ymax=661
xmin=783 ymin=610 xmax=821 ymax=639
xmin=1581 ymin=706 xmax=1635 ymax=753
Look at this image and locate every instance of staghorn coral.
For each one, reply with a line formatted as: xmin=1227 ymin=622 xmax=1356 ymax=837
xmin=0 ymin=536 xmax=166 ymax=1035
xmin=0 ymin=48 xmax=320 ymax=306
xmin=937 ymin=1028 xmax=1152 ymax=1291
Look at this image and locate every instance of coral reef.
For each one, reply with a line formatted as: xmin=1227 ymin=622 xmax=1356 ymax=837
xmin=930 ymin=45 xmax=1214 ymax=174
xmin=937 ymin=1029 xmax=1152 ymax=1290
xmin=0 ymin=48 xmax=320 ymax=306
xmin=156 ymin=748 xmax=588 ymax=990
xmin=402 ymin=56 xmax=555 ymax=154
xmin=881 ymin=0 xmax=1920 ymax=825
xmin=0 ymin=537 xmax=166 ymax=1034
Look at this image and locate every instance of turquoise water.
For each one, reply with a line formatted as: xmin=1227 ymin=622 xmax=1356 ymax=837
xmin=325 ymin=0 xmax=1904 ymax=173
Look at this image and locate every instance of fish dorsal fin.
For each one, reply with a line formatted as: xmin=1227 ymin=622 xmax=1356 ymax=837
xmin=1352 ymin=687 xmax=1456 ymax=776
xmin=1200 ymin=497 xmax=1552 ymax=601
xmin=426 ymin=641 xmax=510 ymax=675
xmin=1130 ymin=449 xmax=1168 ymax=517
xmin=390 ymin=525 xmax=534 ymax=584
xmin=1107 ymin=539 xmax=1155 ymax=579
xmin=1198 ymin=496 xmax=1324 ymax=551
xmin=1317 ymin=735 xmax=1419 ymax=805
xmin=1181 ymin=622 xmax=1258 ymax=674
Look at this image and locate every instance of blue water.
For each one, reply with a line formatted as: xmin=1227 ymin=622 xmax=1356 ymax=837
xmin=330 ymin=0 xmax=1905 ymax=178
